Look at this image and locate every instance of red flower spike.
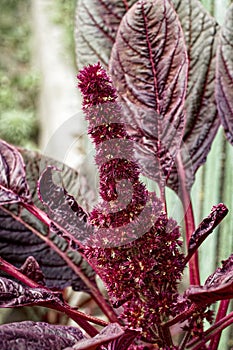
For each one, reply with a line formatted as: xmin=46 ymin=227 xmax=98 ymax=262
xmin=77 ymin=63 xmax=185 ymax=342
xmin=77 ymin=62 xmax=117 ymax=108
xmin=78 ymin=63 xmax=150 ymax=244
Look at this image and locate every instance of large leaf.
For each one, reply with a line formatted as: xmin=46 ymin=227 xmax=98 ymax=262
xmin=109 ymin=0 xmax=188 ymax=186
xmin=0 ymin=207 xmax=91 ymax=291
xmin=0 ymin=146 xmax=95 ymax=291
xmin=216 ymin=4 xmax=233 ymax=144
xmin=0 ymin=140 xmax=31 ymax=204
xmin=75 ymin=0 xmax=137 ymax=69
xmin=21 ymin=148 xmax=94 ymax=211
xmin=169 ymin=0 xmax=220 ymax=192
xmin=185 ymin=254 xmax=233 ymax=304
xmin=0 ymin=321 xmax=84 ymax=350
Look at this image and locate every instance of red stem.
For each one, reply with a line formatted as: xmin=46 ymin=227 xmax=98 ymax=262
xmin=186 ymin=310 xmax=233 ymax=349
xmin=45 ymin=301 xmax=100 ymax=336
xmin=23 ymin=203 xmax=119 ymax=322
xmin=176 ymin=153 xmax=200 ymax=285
xmin=162 ymin=303 xmax=200 ymax=328
xmin=1 ymin=204 xmax=119 ymax=324
xmin=209 ymin=299 xmax=230 ymax=350
xmin=0 ymin=256 xmax=42 ymax=289
xmin=0 ymin=256 xmax=105 ymax=336
xmin=159 ymin=180 xmax=167 ymax=213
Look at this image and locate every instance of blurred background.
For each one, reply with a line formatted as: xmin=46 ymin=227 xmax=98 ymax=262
xmin=0 ymin=0 xmax=87 ymax=167
xmin=0 ymin=0 xmax=40 ymax=149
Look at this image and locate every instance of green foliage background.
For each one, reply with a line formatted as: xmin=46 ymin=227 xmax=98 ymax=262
xmin=0 ymin=0 xmax=39 ymax=148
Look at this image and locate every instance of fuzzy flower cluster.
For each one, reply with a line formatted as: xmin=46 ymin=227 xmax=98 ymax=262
xmin=86 ymin=213 xmax=184 ymax=343
xmin=77 ymin=63 xmax=185 ymax=343
xmin=77 ymin=62 xmax=149 ymax=245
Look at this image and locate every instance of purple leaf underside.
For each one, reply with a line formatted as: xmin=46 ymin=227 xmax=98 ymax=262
xmin=75 ymin=0 xmax=137 ymax=69
xmin=0 ymin=146 xmax=95 ymax=292
xmin=38 ymin=166 xmax=92 ymax=245
xmin=21 ymin=148 xmax=94 ymax=211
xmin=186 ymin=254 xmax=233 ymax=304
xmin=169 ymin=0 xmax=220 ymax=192
xmin=216 ymin=4 xmax=233 ymax=144
xmin=0 ymin=321 xmax=84 ymax=350
xmin=0 ymin=140 xmax=31 ymax=205
xmin=0 ymin=207 xmax=91 ymax=291
xmin=109 ymin=0 xmax=188 ymax=186
xmin=0 ymin=276 xmax=62 ymax=308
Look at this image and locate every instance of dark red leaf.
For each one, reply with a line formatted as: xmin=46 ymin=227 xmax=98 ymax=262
xmin=185 ymin=203 xmax=228 ymax=263
xmin=216 ymin=4 xmax=233 ymax=144
xmin=169 ymin=0 xmax=220 ymax=192
xmin=0 ymin=276 xmax=62 ymax=308
xmin=205 ymin=254 xmax=233 ymax=289
xmin=67 ymin=323 xmax=124 ymax=349
xmin=0 ymin=140 xmax=31 ymax=204
xmin=19 ymin=256 xmax=46 ymax=286
xmin=185 ymin=254 xmax=233 ymax=304
xmin=0 ymin=321 xmax=84 ymax=350
xmin=109 ymin=0 xmax=188 ymax=186
xmin=75 ymin=0 xmax=137 ymax=69
xmin=38 ymin=166 xmax=92 ymax=245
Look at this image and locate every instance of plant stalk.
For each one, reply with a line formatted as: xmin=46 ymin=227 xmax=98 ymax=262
xmin=179 ymin=330 xmax=191 ymax=350
xmin=0 ymin=256 xmax=105 ymax=336
xmin=162 ymin=303 xmax=199 ymax=329
xmin=176 ymin=153 xmax=200 ymax=285
xmin=209 ymin=299 xmax=230 ymax=350
xmin=186 ymin=310 xmax=233 ymax=349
